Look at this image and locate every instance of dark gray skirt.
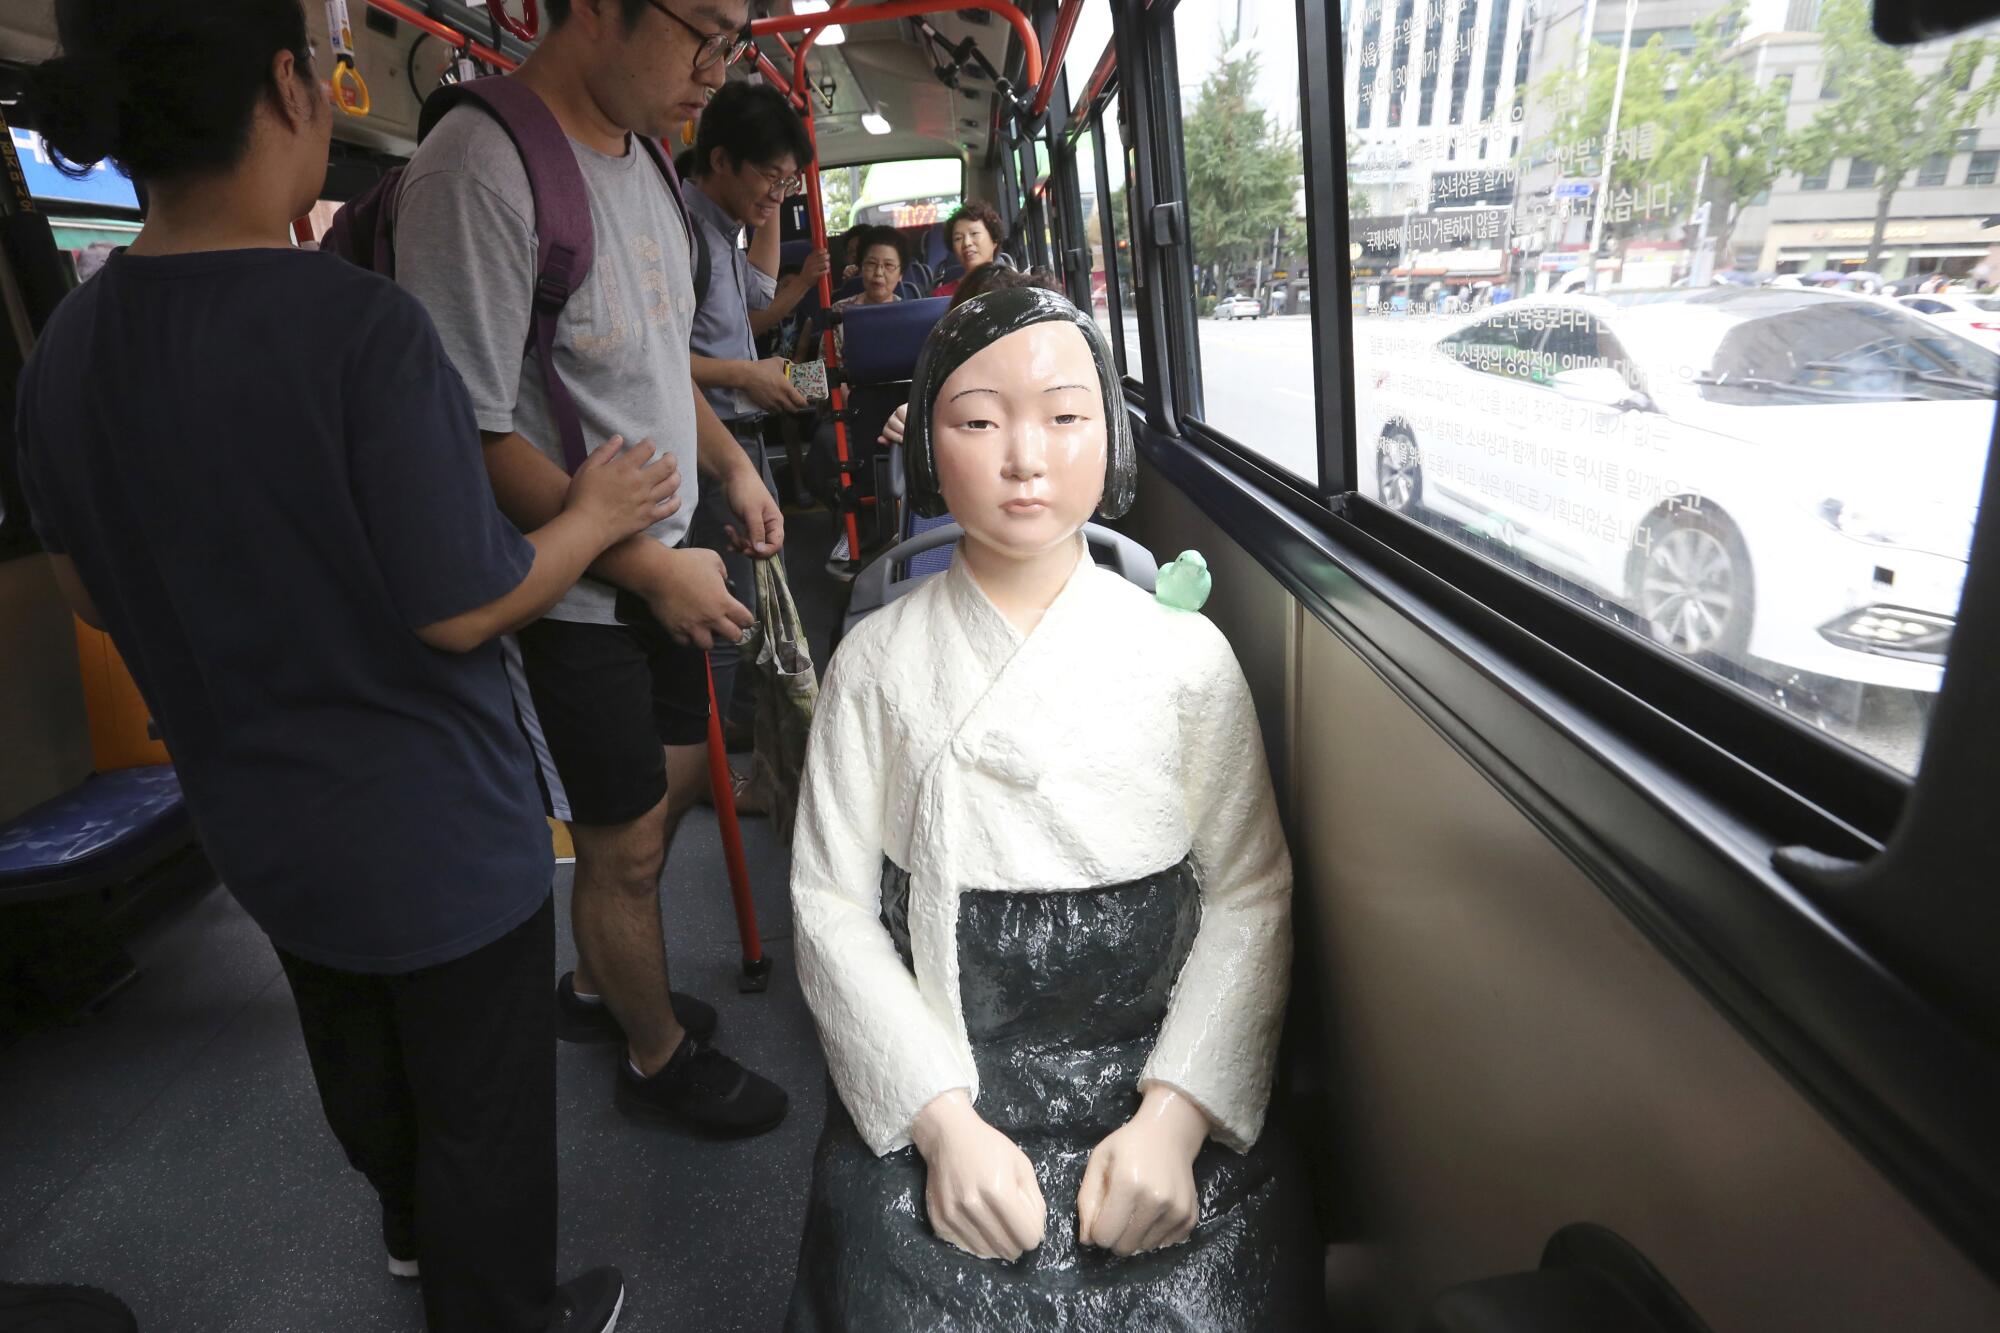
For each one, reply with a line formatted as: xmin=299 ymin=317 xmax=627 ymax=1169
xmin=785 ymin=859 xmax=1319 ymax=1331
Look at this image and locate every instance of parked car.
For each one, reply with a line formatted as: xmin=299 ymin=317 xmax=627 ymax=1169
xmin=1214 ymin=294 xmax=1262 ymax=320
xmin=1357 ymin=287 xmax=1993 ymax=693
xmin=1896 ymin=292 xmax=2000 ymax=352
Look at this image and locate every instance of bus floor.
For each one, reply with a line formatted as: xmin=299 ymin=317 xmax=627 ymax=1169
xmin=0 ymin=510 xmax=849 ymax=1332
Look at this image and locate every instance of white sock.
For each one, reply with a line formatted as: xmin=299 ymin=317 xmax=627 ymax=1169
xmin=571 ymin=983 xmax=603 ymax=1006
xmin=626 ymin=1056 xmax=647 ymax=1080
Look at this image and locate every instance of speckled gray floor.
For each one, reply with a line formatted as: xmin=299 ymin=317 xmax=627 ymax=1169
xmin=0 ymin=511 xmax=852 ymax=1332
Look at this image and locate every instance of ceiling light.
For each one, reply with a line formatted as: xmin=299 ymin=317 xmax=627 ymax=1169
xmin=796 ymin=0 xmax=845 ymax=46
xmin=862 ymin=111 xmax=891 ymax=135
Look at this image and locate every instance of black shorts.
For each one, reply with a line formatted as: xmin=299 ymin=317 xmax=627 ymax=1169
xmin=504 ymin=616 xmax=710 ymax=826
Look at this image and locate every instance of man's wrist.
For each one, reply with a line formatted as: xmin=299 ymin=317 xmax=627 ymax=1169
xmin=722 ymin=447 xmax=762 ymax=488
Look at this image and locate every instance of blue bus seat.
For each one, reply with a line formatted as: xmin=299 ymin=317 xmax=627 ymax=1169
xmin=840 ymin=522 xmax=1158 ymax=643
xmin=0 ymin=765 xmax=193 ymax=905
xmin=922 ymin=221 xmax=951 ymax=270
xmin=838 ymin=297 xmax=950 ymax=386
xmin=840 ymin=299 xmax=951 ymax=547
xmin=903 ymin=511 xmax=958 ymax=574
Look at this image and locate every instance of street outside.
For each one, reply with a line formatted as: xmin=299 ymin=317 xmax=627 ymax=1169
xmin=1166 ymin=308 xmax=1935 ymax=773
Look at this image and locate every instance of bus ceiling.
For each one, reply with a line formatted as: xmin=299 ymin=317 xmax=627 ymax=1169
xmin=0 ymin=0 xmax=1070 ymax=178
xmin=349 ymin=0 xmax=1061 ymax=168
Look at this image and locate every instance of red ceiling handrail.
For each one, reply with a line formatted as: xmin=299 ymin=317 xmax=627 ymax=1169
xmin=366 ymin=0 xmax=518 ymax=70
xmin=1074 ymin=34 xmax=1114 ymax=113
xmin=749 ymin=0 xmax=1044 ymax=94
xmin=1027 ymin=0 xmax=1080 ymax=119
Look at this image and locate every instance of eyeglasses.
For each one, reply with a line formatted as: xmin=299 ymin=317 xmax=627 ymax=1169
xmin=860 ymin=259 xmax=902 ymax=274
xmin=646 ymin=0 xmax=754 ymax=71
xmin=751 ymin=164 xmax=806 ymax=199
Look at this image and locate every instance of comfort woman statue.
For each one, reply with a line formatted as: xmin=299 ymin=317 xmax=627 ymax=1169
xmin=784 ymin=286 xmax=1318 ymax=1330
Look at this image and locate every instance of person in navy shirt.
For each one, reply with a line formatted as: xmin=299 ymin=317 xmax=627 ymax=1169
xmin=13 ymin=2 xmax=670 ymax=1329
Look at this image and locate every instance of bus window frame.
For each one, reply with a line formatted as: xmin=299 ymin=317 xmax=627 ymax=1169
xmin=1114 ymin=0 xmax=1194 ymax=429
xmin=1146 ymin=0 xmax=1326 ymax=492
xmin=1074 ymin=0 xmax=2000 ymax=1281
xmin=1065 ymin=85 xmax=1134 ymax=380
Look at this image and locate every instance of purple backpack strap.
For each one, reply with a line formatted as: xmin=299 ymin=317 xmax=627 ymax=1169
xmin=442 ymin=78 xmax=595 ymax=474
xmin=636 ymin=135 xmax=694 ymax=244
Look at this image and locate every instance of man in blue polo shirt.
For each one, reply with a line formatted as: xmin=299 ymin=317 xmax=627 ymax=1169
xmin=684 ymin=81 xmax=822 ymax=745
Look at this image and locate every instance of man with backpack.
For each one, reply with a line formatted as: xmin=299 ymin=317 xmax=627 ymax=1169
xmin=683 ymin=81 xmax=821 ymax=750
xmin=390 ymin=0 xmax=789 ymax=1136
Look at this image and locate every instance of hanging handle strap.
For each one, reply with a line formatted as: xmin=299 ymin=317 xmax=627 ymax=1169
xmin=325 ymin=0 xmax=372 ymax=116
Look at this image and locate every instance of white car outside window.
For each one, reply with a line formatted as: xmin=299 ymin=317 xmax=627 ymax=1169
xmin=1360 ymin=288 xmax=1991 ymax=698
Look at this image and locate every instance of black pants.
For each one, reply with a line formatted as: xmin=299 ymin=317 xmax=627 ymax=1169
xmin=277 ymin=898 xmax=558 ymax=1333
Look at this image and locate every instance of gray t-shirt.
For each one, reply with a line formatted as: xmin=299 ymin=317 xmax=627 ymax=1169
xmin=394 ymin=105 xmax=697 ymax=624
xmin=684 ymin=184 xmax=776 ymax=422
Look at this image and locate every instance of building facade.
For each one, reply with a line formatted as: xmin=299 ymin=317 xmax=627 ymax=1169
xmin=1343 ymin=0 xmax=2000 ymax=300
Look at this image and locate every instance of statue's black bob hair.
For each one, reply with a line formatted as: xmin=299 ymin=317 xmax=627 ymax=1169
xmin=903 ymin=286 xmax=1136 ymax=522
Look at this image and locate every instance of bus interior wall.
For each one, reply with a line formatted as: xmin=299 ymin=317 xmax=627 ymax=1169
xmin=1113 ymin=446 xmax=2000 ymax=1332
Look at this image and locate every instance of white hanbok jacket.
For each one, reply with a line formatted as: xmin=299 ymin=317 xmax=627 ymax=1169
xmin=791 ymin=540 xmax=1292 ymax=1157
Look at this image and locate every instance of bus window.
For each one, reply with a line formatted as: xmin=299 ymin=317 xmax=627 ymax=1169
xmin=1172 ymin=0 xmax=1313 ymax=479
xmin=1344 ymin=0 xmax=1999 ymax=773
xmin=830 ymin=157 xmax=964 ymax=232
xmin=819 ymin=164 xmax=861 ymax=234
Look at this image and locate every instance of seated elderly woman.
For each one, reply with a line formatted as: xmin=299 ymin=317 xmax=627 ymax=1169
xmin=836 ymin=226 xmax=907 ymax=309
xmin=812 ymin=227 xmax=908 ymax=364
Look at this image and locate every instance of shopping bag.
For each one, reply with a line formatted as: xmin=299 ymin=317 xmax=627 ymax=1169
xmin=742 ymin=555 xmax=818 ymax=843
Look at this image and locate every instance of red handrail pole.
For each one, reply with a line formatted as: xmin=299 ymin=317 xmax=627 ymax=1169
xmin=797 ymin=109 xmax=864 ymax=564
xmin=365 ymin=0 xmax=518 ymax=70
xmin=754 ymin=51 xmax=802 ymax=106
xmin=1028 ymin=0 xmax=1083 ymax=119
xmin=704 ymin=657 xmax=764 ymax=969
xmin=291 ymin=216 xmax=316 ymax=246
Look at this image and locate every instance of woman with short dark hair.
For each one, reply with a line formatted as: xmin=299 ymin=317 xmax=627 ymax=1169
xmin=932 ymin=200 xmax=1007 ymax=297
xmin=15 ymin=1 xmax=660 ymax=1327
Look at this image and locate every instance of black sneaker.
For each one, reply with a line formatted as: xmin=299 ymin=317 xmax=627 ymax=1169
xmin=382 ymin=1201 xmax=419 ymax=1279
xmin=545 ymin=1266 xmax=624 ymax=1333
xmin=555 ymin=973 xmax=717 ymax=1045
xmin=615 ymin=1036 xmax=788 ymax=1137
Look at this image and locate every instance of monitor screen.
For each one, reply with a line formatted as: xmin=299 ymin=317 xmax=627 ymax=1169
xmin=10 ymin=127 xmax=142 ymax=212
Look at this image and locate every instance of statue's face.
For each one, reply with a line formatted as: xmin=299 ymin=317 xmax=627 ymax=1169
xmin=932 ymin=321 xmax=1107 ymax=564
